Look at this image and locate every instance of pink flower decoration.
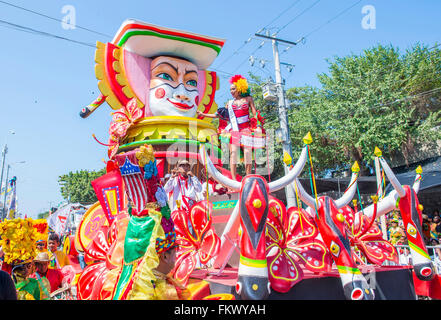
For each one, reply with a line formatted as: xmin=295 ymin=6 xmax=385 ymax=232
xmin=266 ymin=196 xmax=332 ymax=293
xmin=339 ymin=205 xmax=398 ymax=265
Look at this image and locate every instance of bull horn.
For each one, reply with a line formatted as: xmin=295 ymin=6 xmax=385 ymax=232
xmin=358 ymin=191 xmax=398 ymax=222
xmin=413 ymin=165 xmax=422 ymax=194
xmin=335 ymin=162 xmax=359 ymax=209
xmin=378 ymin=155 xmax=406 ymax=198
xmin=199 ymin=144 xmax=241 ymax=191
xmin=268 ymin=146 xmax=308 ymax=193
xmin=294 ymin=178 xmax=319 ymax=210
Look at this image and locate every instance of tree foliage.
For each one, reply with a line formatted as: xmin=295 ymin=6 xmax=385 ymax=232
xmin=58 ymin=168 xmax=106 ymax=204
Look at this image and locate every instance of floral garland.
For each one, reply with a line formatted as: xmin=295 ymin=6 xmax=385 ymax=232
xmin=0 ymin=218 xmax=38 ymax=265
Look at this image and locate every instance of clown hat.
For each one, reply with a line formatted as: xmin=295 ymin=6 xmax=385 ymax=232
xmin=111 ymin=19 xmax=225 ymax=70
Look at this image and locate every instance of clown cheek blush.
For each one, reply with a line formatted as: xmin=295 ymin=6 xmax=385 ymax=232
xmin=195 ymin=95 xmax=199 ymax=106
xmin=155 ymin=88 xmax=166 ymax=99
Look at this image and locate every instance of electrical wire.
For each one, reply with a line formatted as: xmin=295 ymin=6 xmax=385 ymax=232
xmin=213 ymin=0 xmax=303 ymax=70
xmin=276 ymin=0 xmax=322 ymax=35
xmin=0 ymin=0 xmax=111 ymax=38
xmin=301 ymin=0 xmax=363 ymax=40
xmin=0 ymin=18 xmax=96 ymax=48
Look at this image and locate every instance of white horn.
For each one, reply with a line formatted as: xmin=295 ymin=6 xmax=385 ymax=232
xmin=378 ymin=157 xmax=406 ymax=198
xmin=354 ymin=190 xmax=398 ymax=229
xmin=413 ymin=166 xmax=422 ymax=194
xmin=268 ymin=146 xmax=308 ymax=193
xmin=335 ymin=164 xmax=359 ymax=209
xmin=199 ymin=144 xmax=241 ymax=191
xmin=294 ymin=178 xmax=319 ymax=210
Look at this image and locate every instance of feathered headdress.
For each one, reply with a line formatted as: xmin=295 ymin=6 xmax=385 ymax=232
xmin=230 ymin=75 xmax=250 ymax=97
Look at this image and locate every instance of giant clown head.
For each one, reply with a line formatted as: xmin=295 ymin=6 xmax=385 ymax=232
xmin=90 ymin=20 xmax=225 ymax=120
xmin=149 ymin=56 xmax=199 ymax=117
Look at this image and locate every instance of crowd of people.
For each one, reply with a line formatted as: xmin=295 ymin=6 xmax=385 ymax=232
xmin=385 ymin=209 xmax=441 ymax=270
xmin=0 ymin=224 xmax=75 ymax=300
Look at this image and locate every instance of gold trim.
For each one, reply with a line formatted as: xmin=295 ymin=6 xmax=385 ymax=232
xmin=122 ymin=116 xmax=219 ymax=145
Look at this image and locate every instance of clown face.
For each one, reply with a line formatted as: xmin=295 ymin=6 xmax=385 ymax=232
xmin=149 ymin=56 xmax=199 ymax=117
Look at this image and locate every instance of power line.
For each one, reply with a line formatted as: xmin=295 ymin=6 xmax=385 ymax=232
xmin=0 ymin=0 xmax=111 ymax=38
xmin=214 ymin=0 xmax=303 ymax=70
xmin=301 ymin=0 xmax=363 ymax=40
xmin=260 ymin=0 xmax=303 ymax=32
xmin=276 ymin=0 xmax=322 ymax=35
xmin=0 ymin=18 xmax=96 ymax=48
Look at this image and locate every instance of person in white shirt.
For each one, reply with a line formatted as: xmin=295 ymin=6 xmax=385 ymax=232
xmin=164 ymin=160 xmax=202 ymax=212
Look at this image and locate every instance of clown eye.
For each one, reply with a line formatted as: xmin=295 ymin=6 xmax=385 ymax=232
xmin=186 ymin=79 xmax=197 ymax=87
xmin=330 ymin=241 xmax=341 ymax=258
xmin=157 ymin=73 xmax=173 ymax=81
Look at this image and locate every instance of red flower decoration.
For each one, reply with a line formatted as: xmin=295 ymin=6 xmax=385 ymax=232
xmin=265 ymin=197 xmax=332 ymax=293
xmin=106 ymin=98 xmax=143 ymax=159
xmin=339 ymin=205 xmax=398 ymax=265
xmin=172 ymin=201 xmax=221 ymax=286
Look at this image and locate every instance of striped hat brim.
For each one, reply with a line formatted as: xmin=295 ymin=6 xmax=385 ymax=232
xmin=112 ymin=19 xmax=225 ymax=70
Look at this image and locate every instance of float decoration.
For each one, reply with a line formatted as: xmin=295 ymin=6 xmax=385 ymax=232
xmin=200 ymin=144 xmax=309 ymax=300
xmin=266 ymin=196 xmax=332 ymax=293
xmin=339 ymin=204 xmax=398 ymax=266
xmin=295 ymin=160 xmax=376 ymax=300
xmin=355 ymin=148 xmax=434 ymax=281
xmin=172 ymin=200 xmax=221 ymax=286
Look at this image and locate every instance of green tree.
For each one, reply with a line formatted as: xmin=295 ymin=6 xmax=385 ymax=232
xmin=58 ymin=168 xmax=106 ymax=204
xmin=316 ymin=43 xmax=441 ymax=173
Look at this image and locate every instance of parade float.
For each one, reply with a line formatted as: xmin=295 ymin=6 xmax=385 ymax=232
xmin=72 ymin=19 xmax=435 ymax=300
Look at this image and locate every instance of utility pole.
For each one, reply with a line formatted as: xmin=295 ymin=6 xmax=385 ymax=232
xmin=0 ymin=144 xmax=7 ymax=219
xmin=2 ymin=164 xmax=10 ymax=220
xmin=255 ymin=32 xmax=298 ymax=208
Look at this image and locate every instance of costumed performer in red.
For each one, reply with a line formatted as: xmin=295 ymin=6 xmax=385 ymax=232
xmin=198 ymin=75 xmax=264 ymax=180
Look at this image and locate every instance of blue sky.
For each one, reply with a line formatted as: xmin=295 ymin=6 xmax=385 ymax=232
xmin=0 ymin=0 xmax=439 ymax=218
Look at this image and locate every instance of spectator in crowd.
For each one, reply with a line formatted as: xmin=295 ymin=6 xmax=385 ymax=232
xmin=12 ymin=261 xmax=49 ymax=300
xmin=30 ymin=252 xmax=64 ymax=293
xmin=388 ymin=219 xmax=405 ymax=245
xmin=422 ymin=214 xmax=431 ymax=244
xmin=36 ymin=240 xmax=48 ymax=254
xmin=0 ymin=269 xmax=17 ymax=300
xmin=430 ymin=216 xmax=440 ymax=240
xmin=47 ymin=233 xmax=70 ymax=269
xmin=200 ymin=172 xmax=228 ymax=199
xmin=428 ymin=238 xmax=441 ymax=273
